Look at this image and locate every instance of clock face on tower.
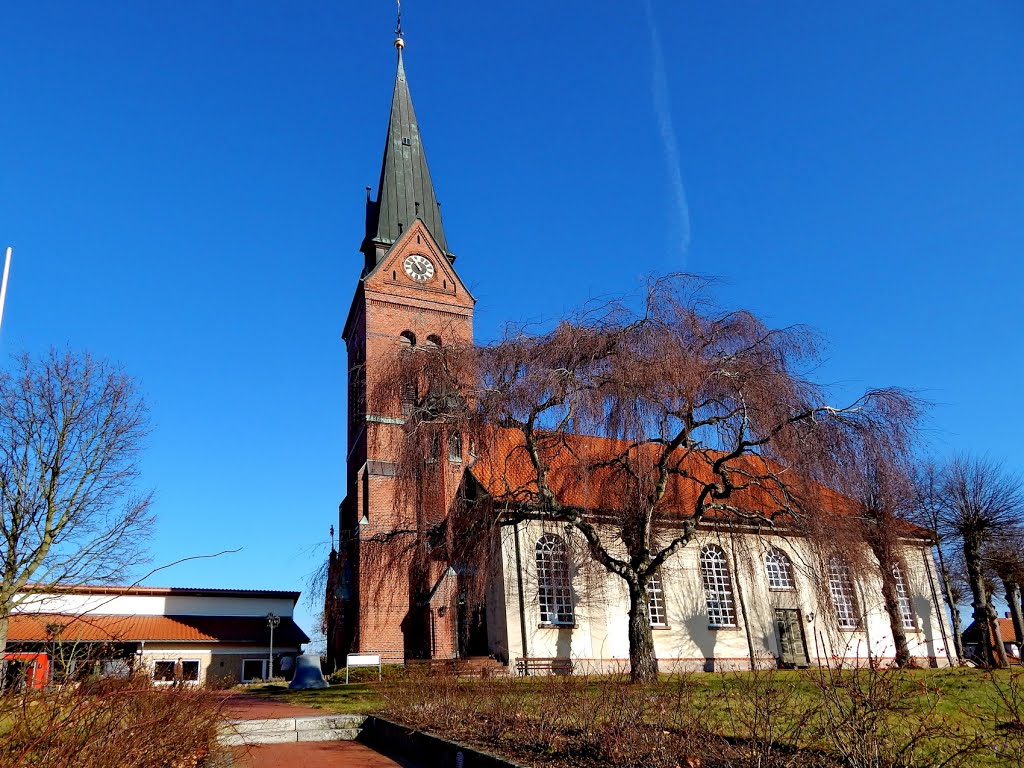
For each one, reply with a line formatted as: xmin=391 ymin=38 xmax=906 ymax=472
xmin=403 ymin=254 xmax=435 ymax=283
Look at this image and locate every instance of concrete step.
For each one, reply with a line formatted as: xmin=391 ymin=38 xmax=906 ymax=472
xmin=218 ymin=714 xmax=367 ymax=746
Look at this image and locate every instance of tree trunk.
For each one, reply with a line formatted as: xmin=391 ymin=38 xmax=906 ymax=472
xmin=869 ymin=540 xmax=911 ymax=667
xmin=1005 ymin=581 xmax=1024 ymax=658
xmin=627 ymin=587 xmax=658 ymax=683
xmin=729 ymin=533 xmax=757 ymax=670
xmin=878 ymin=564 xmax=911 ymax=667
xmin=1019 ymin=587 xmax=1024 ymax=650
xmin=964 ymin=532 xmax=1007 ymax=667
xmin=934 ymin=547 xmax=964 ymax=661
xmin=0 ymin=614 xmax=9 ymax=689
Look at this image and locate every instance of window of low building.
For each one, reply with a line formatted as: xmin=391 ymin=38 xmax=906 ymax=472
xmin=241 ymin=659 xmax=267 ymax=683
xmin=153 ymin=659 xmax=200 ymax=683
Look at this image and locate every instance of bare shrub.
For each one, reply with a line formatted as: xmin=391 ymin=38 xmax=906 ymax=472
xmin=0 ymin=675 xmax=225 ymax=768
xmin=808 ymin=665 xmax=985 ymax=768
xmin=989 ymin=671 xmax=1024 ymax=765
xmin=716 ymin=668 xmax=820 ymax=768
xmin=377 ymin=669 xmax=1007 ymax=768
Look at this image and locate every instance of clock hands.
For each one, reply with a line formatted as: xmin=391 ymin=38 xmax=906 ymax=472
xmin=404 ymin=255 xmax=433 ymax=281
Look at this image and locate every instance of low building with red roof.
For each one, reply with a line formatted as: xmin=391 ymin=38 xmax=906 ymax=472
xmin=4 ymin=585 xmax=309 ymax=687
xmin=962 ymin=615 xmax=1022 ymax=663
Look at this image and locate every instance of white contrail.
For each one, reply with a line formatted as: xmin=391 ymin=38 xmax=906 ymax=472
xmin=644 ymin=0 xmax=691 ymax=262
xmin=0 ymin=247 xmax=11 ymax=334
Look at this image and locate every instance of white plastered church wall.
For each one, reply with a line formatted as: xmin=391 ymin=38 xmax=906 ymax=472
xmin=495 ymin=520 xmax=956 ymax=671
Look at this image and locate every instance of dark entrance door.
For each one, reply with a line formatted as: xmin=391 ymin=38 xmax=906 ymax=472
xmin=457 ymin=597 xmax=489 ymax=657
xmin=775 ymin=608 xmax=810 ymax=667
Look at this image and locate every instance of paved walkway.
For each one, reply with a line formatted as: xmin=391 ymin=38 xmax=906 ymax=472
xmin=221 ymin=694 xmax=412 ymax=768
xmin=229 ymin=741 xmax=411 ymax=768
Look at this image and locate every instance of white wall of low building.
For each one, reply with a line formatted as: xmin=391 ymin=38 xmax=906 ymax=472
xmin=15 ymin=592 xmax=296 ymax=618
xmin=139 ymin=643 xmax=304 ymax=685
xmin=497 ymin=521 xmax=956 ymax=671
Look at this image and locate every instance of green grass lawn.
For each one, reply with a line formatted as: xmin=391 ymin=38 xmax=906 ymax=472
xmin=237 ymin=680 xmax=385 ymax=713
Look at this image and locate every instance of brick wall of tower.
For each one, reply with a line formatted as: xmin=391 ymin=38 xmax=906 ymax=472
xmin=340 ymin=222 xmax=474 ymax=664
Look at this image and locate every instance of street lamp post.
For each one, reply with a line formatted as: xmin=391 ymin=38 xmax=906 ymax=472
xmin=266 ymin=613 xmax=280 ymax=681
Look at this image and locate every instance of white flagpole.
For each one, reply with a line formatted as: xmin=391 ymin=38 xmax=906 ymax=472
xmin=0 ymin=247 xmax=11 ymax=334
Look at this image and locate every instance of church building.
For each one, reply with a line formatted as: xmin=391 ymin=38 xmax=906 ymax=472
xmin=326 ymin=32 xmax=956 ymax=674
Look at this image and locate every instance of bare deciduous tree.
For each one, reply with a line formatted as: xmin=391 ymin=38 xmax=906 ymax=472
xmin=938 ymin=456 xmax=1023 ymax=668
xmin=985 ymin=532 xmax=1024 ymax=658
xmin=840 ymin=452 xmax=921 ymax=668
xmin=372 ymin=276 xmax=919 ymax=682
xmin=0 ymin=350 xmax=153 ymax=656
xmin=911 ymin=461 xmax=966 ymax=661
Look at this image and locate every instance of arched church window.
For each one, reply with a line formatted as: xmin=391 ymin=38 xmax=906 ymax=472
xmin=647 ymin=571 xmax=667 ymax=627
xmin=892 ymin=561 xmax=916 ymax=630
xmin=765 ymin=548 xmax=796 ymax=591
xmin=700 ymin=544 xmax=737 ymax=627
xmin=828 ymin=557 xmax=860 ymax=629
xmin=536 ymin=534 xmax=574 ymax=626
xmin=400 ymin=330 xmax=416 ymax=348
xmin=425 ymin=334 xmax=442 ymax=348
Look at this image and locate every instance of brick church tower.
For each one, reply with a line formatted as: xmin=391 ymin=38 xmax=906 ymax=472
xmin=328 ymin=33 xmax=475 ymax=665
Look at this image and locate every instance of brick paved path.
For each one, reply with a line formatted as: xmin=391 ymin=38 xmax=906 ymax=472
xmin=230 ymin=741 xmax=413 ymax=768
xmin=221 ymin=694 xmax=414 ymax=767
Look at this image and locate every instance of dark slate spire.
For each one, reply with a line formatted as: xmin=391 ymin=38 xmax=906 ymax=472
xmin=363 ymin=39 xmax=449 ymax=267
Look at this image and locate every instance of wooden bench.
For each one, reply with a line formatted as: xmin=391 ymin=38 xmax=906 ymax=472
xmin=515 ymin=657 xmax=573 ymax=676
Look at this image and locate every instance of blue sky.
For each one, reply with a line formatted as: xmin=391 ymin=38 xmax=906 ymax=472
xmin=1 ymin=2 xmax=1021 ymax=641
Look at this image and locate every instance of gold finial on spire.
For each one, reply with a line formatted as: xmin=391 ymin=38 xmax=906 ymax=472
xmin=394 ymin=0 xmax=404 ymax=49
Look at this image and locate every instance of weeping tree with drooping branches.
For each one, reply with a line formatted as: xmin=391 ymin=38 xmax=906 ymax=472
xmin=370 ymin=275 xmax=920 ymax=683
xmin=832 ymin=431 xmax=929 ymax=668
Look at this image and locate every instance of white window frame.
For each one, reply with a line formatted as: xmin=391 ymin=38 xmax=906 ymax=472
xmin=700 ymin=544 xmax=737 ymax=628
xmin=892 ymin=562 xmax=916 ymax=631
xmin=536 ymin=534 xmax=574 ymax=626
xmin=152 ymin=658 xmax=201 ymax=685
xmin=829 ymin=557 xmax=861 ymax=629
xmin=765 ymin=548 xmax=796 ymax=591
xmin=647 ymin=571 xmax=668 ymax=627
xmin=241 ymin=658 xmax=268 ymax=683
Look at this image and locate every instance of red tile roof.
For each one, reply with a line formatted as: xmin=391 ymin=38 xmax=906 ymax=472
xmin=471 ymin=428 xmax=927 ymax=536
xmin=6 ymin=613 xmax=309 ymax=645
xmin=963 ymin=617 xmax=1021 ymax=645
